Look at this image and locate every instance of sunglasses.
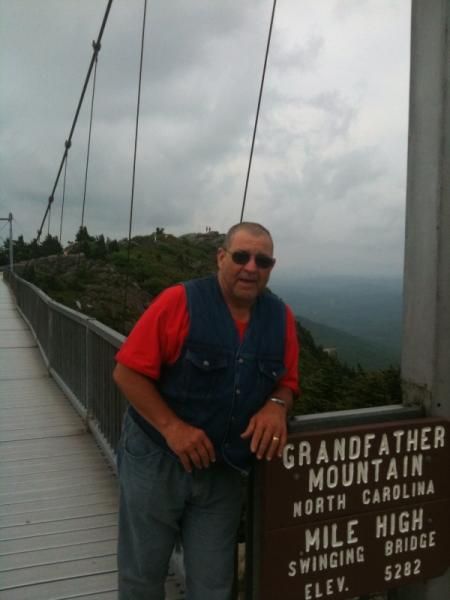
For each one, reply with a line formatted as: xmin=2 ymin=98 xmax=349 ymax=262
xmin=225 ymin=249 xmax=275 ymax=269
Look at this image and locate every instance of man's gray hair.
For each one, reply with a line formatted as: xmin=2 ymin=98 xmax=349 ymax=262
xmin=223 ymin=222 xmax=273 ymax=250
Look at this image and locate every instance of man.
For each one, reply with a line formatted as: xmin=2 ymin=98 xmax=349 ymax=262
xmin=113 ymin=222 xmax=299 ymax=600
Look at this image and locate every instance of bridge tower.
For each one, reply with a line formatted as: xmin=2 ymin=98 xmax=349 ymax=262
xmin=401 ymin=0 xmax=450 ymax=597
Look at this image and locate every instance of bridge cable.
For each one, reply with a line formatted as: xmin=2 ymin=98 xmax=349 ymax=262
xmin=81 ymin=46 xmax=100 ymax=229
xmin=122 ymin=0 xmax=148 ymax=329
xmin=59 ymin=141 xmax=71 ymax=243
xmin=36 ymin=0 xmax=113 ymax=242
xmin=239 ymin=0 xmax=277 ymax=223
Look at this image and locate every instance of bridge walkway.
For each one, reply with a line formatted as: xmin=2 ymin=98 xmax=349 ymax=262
xmin=0 ymin=278 xmax=184 ymax=599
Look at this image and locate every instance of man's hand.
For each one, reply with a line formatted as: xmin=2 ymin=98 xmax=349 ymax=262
xmin=163 ymin=420 xmax=216 ymax=473
xmin=241 ymin=400 xmax=288 ymax=461
xmin=113 ymin=364 xmax=215 ymax=473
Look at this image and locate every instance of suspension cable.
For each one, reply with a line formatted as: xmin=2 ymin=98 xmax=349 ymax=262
xmin=239 ymin=0 xmax=277 ymax=223
xmin=59 ymin=141 xmax=71 ymax=243
xmin=36 ymin=0 xmax=113 ymax=242
xmin=122 ymin=0 xmax=148 ymax=328
xmin=81 ymin=45 xmax=100 ymax=229
xmin=127 ymin=0 xmax=147 ymax=250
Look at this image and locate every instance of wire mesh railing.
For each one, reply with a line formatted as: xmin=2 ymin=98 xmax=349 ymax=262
xmin=3 ymin=269 xmax=126 ymax=469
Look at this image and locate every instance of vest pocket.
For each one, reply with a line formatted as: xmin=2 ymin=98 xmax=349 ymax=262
xmin=183 ymin=348 xmax=228 ymax=400
xmin=257 ymin=359 xmax=286 ymax=400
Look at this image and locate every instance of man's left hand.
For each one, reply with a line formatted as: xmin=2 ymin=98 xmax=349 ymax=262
xmin=241 ymin=400 xmax=287 ymax=461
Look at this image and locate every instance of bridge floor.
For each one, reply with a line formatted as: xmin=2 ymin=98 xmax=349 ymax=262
xmin=0 ymin=279 xmax=185 ymax=600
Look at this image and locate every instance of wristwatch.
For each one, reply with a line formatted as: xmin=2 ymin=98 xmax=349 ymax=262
xmin=269 ymin=397 xmax=287 ymax=408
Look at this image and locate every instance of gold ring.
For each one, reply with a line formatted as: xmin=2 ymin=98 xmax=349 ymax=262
xmin=272 ymin=436 xmax=280 ymax=442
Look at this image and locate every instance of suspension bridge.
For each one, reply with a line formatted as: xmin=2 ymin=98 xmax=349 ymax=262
xmin=0 ymin=1 xmax=275 ymax=596
xmin=1 ymin=1 xmax=449 ymax=600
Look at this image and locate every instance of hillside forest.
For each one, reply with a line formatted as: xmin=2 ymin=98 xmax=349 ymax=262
xmin=1 ymin=228 xmax=402 ymax=416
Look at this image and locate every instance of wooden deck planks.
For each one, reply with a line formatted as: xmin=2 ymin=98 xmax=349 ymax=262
xmin=1 ymin=572 xmax=119 ymax=600
xmin=0 ymin=453 xmax=108 ymax=477
xmin=0 ymin=493 xmax=121 ymax=519
xmin=0 ymin=347 xmax=49 ymax=379
xmin=0 ymin=280 xmax=121 ymax=599
xmin=0 ymin=329 xmax=35 ymax=348
xmin=0 ymin=525 xmax=119 ymax=557
xmin=1 ymin=554 xmax=118 ymax=590
xmin=0 ymin=279 xmax=185 ymax=599
xmin=0 ymin=501 xmax=118 ymax=529
xmin=0 ymin=539 xmax=118 ymax=572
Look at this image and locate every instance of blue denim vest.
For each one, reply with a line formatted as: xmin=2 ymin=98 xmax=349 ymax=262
xmin=130 ymin=275 xmax=286 ymax=471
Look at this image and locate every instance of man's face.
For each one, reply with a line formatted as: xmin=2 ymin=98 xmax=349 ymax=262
xmin=217 ymin=229 xmax=275 ymax=307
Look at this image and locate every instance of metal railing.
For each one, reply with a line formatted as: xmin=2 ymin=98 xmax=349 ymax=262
xmin=3 ymin=270 xmax=127 ymax=469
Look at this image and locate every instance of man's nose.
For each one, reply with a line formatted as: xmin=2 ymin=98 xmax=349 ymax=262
xmin=244 ymin=256 xmax=258 ymax=271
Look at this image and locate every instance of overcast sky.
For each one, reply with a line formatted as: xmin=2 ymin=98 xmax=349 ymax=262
xmin=0 ymin=0 xmax=411 ymax=279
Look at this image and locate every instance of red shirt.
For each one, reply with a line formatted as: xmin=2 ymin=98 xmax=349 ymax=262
xmin=116 ymin=284 xmax=299 ymax=394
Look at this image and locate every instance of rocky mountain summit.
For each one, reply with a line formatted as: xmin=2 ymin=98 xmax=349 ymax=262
xmin=15 ymin=231 xmax=223 ymax=334
xmin=16 ymin=254 xmax=150 ymax=333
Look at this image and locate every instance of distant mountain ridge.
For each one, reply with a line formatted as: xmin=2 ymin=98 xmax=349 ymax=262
xmin=273 ymin=276 xmax=403 ymax=366
xmin=297 ymin=314 xmax=400 ymax=370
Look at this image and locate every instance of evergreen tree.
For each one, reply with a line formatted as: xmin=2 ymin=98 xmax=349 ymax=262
xmin=14 ymin=235 xmax=30 ymax=261
xmin=40 ymin=235 xmax=63 ymax=257
xmin=75 ymin=226 xmax=94 ymax=243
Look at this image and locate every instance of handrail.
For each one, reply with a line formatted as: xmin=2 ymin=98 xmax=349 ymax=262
xmin=2 ymin=269 xmax=125 ymax=471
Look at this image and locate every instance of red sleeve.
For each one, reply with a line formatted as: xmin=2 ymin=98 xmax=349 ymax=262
xmin=115 ymin=284 xmax=189 ymax=380
xmin=279 ymin=305 xmax=300 ymax=395
xmin=116 ymin=286 xmax=299 ymax=393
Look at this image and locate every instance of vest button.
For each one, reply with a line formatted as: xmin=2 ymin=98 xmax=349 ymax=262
xmin=238 ymin=357 xmax=244 ymax=364
xmin=235 ymin=388 xmax=241 ymax=395
xmin=272 ymin=371 xmax=277 ymax=377
xmin=203 ymin=360 xmax=210 ymax=367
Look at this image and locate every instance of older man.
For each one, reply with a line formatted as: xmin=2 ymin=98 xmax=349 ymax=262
xmin=113 ymin=222 xmax=299 ymax=600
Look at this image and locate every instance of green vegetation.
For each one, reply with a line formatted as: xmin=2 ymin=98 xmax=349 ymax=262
xmin=68 ymin=226 xmax=220 ymax=296
xmin=296 ymin=320 xmax=401 ymax=414
xmin=10 ymin=227 xmax=402 ymax=415
xmin=0 ymin=234 xmax=63 ymax=265
xmin=298 ymin=315 xmax=399 ymax=370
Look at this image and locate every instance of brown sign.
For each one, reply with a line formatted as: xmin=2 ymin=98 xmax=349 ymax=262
xmin=254 ymin=418 xmax=450 ymax=600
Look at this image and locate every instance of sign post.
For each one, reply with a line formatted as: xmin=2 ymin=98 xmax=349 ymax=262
xmin=248 ymin=418 xmax=450 ymax=600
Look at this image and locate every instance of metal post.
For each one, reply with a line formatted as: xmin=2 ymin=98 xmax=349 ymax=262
xmin=85 ymin=323 xmax=93 ymax=432
xmin=0 ymin=213 xmax=13 ymax=272
xmin=8 ymin=213 xmax=13 ymax=273
xmin=400 ymin=0 xmax=450 ymax=598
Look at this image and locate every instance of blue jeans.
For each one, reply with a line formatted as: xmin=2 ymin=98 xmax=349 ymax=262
xmin=117 ymin=412 xmax=243 ymax=600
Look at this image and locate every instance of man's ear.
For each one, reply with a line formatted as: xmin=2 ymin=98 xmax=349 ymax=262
xmin=217 ymin=247 xmax=226 ymax=268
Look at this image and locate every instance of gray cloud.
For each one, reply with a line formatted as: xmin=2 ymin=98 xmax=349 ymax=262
xmin=1 ymin=0 xmax=411 ymax=278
